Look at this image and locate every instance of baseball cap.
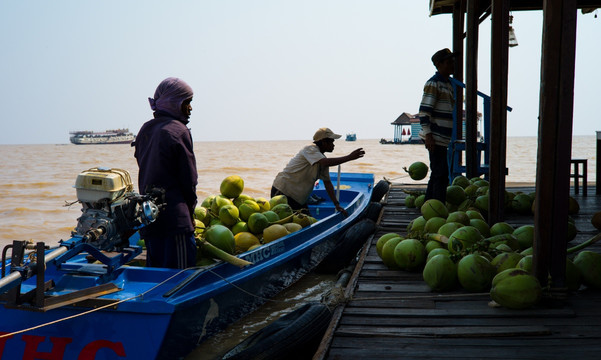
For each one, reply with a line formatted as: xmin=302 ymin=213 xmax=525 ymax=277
xmin=313 ymin=128 xmax=342 ymax=142
xmin=431 ymin=48 xmax=456 ymax=66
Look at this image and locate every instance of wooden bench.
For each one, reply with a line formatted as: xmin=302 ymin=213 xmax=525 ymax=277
xmin=570 ymin=158 xmax=587 ymax=196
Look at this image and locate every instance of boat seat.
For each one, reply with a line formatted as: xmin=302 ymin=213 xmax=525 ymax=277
xmin=570 ymin=159 xmax=587 ymax=196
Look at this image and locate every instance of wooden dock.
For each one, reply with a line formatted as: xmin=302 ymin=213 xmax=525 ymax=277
xmin=315 ymin=183 xmax=601 ymax=360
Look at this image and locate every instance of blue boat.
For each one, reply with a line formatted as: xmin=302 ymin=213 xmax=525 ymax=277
xmin=345 ymin=133 xmax=357 ymax=141
xmin=0 ymin=171 xmax=374 ymax=360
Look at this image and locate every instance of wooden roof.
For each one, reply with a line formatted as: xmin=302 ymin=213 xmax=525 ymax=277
xmin=429 ymin=0 xmax=600 ymax=16
xmin=391 ymin=112 xmax=418 ymax=125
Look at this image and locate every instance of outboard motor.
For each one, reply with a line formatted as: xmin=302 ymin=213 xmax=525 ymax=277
xmin=72 ymin=167 xmax=164 ymax=251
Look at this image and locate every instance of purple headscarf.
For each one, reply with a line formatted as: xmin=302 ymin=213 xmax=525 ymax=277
xmin=148 ymin=77 xmax=193 ymax=121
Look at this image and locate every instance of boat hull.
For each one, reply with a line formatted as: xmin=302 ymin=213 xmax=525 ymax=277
xmin=0 ymin=172 xmax=374 ymax=360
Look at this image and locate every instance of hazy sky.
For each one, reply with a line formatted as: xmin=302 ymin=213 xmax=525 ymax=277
xmin=1 ymin=1 xmax=599 ymax=145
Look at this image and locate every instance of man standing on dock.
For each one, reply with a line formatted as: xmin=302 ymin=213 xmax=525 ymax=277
xmin=418 ymin=48 xmax=456 ymax=202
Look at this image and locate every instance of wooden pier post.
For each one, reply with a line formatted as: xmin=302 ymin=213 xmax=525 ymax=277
xmin=533 ymin=0 xmax=577 ymax=291
xmin=597 ymin=131 xmax=601 ymax=195
xmin=488 ymin=0 xmax=510 ymax=224
xmin=465 ymin=0 xmax=479 ymax=178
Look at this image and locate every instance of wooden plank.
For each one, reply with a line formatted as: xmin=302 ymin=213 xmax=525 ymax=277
xmin=342 ymin=307 xmax=576 ymax=318
xmin=335 ymin=325 xmax=552 ymax=337
xmin=338 ymin=315 xmax=601 ymax=327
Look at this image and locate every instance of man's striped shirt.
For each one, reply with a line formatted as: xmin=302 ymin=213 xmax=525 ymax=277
xmin=418 ymin=72 xmax=455 ymax=147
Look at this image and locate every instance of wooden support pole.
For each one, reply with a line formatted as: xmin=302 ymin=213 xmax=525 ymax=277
xmin=533 ymin=0 xmax=577 ymax=291
xmin=488 ymin=0 xmax=509 ymax=224
xmin=465 ymin=0 xmax=479 ymax=178
xmin=453 ymin=1 xmax=465 ymax=142
xmin=597 ymin=131 xmax=601 ymax=195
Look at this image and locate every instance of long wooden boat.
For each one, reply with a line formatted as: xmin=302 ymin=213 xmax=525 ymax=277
xmin=0 ymin=172 xmax=374 ymax=360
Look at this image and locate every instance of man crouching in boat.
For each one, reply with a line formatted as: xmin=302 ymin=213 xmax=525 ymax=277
xmin=271 ymin=127 xmax=365 ymax=216
xmin=133 ymin=77 xmax=198 ymax=269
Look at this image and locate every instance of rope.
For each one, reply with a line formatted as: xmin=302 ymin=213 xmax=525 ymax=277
xmin=0 ymin=268 xmax=189 ymax=339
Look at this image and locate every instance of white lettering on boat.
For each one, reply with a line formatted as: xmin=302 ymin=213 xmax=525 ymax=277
xmin=243 ymin=242 xmax=285 ymax=264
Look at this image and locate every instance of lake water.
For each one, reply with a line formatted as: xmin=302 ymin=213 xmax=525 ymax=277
xmin=0 ymin=136 xmax=597 ymax=358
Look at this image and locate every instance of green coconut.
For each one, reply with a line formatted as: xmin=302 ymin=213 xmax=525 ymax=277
xmin=427 ymin=248 xmax=451 ymax=262
xmin=268 ymin=194 xmax=288 ymax=208
xmin=566 ymin=257 xmax=582 ymax=291
xmin=465 ymin=210 xmax=484 ymax=220
xmin=446 ymin=211 xmax=470 ymax=226
xmin=476 ymin=186 xmax=489 ymax=196
xmin=447 ymin=226 xmax=483 ymax=254
xmin=414 ymin=194 xmax=426 ymax=209
xmin=421 ymin=199 xmax=449 ymax=220
xmin=511 ymin=193 xmax=533 ymax=215
xmin=271 ymin=203 xmax=294 ymax=220
xmin=490 ymin=222 xmax=514 ymax=236
xmin=194 ymin=206 xmax=208 ymax=222
xmin=491 ymin=268 xmax=530 ymax=288
xmin=520 ymin=247 xmax=533 ymax=256
xmin=473 ymin=179 xmax=489 ymax=187
xmin=247 ymin=212 xmax=270 ymax=235
xmin=513 ymin=225 xmax=534 ymax=250
xmin=233 ymin=194 xmax=253 ymax=208
xmin=284 ymin=222 xmax=302 ymax=233
xmin=262 ymin=224 xmax=289 ymax=243
xmin=393 ymin=239 xmax=427 ymax=271
xmin=516 ymin=255 xmax=533 ymax=273
xmin=231 ymin=221 xmax=249 ymax=235
xmin=457 ymin=254 xmax=496 ymax=292
xmin=238 ymin=200 xmax=261 ymax=221
xmin=381 ymin=237 xmax=403 ymax=269
xmin=474 ymin=194 xmax=489 ymax=213
xmin=469 ymin=219 xmax=490 ymax=238
xmin=220 ymin=175 xmax=244 ymax=199
xmin=211 ymin=195 xmax=234 ymax=215
xmin=425 ymin=240 xmax=444 ymax=253
xmin=409 ymin=216 xmax=427 ymax=234
xmin=573 ymin=251 xmax=601 ymax=289
xmin=218 ymin=204 xmax=240 ymax=226
xmin=446 ymin=186 xmax=467 ymax=206
xmin=290 ymin=214 xmax=310 ymax=228
xmin=568 ymin=196 xmax=580 ymax=214
xmin=464 ymin=184 xmax=479 ymax=197
xmin=490 ymin=273 xmax=542 ymax=309
xmin=424 ymin=217 xmax=447 ymax=234
xmin=451 ymin=175 xmax=471 ymax=189
xmin=405 ymin=195 xmax=416 ymax=208
xmin=404 ymin=161 xmax=429 ymax=180
xmin=446 ymin=202 xmax=458 ymax=213
xmin=205 ymin=225 xmax=236 ymax=254
xmin=262 ymin=210 xmax=280 ymax=223
xmin=491 ymin=252 xmax=524 ymax=273
xmin=437 ymin=222 xmax=463 ymax=238
xmin=592 ymin=211 xmax=601 ymax=230
xmin=422 ymin=254 xmax=458 ymax=291
xmin=376 ymin=233 xmax=402 ymax=258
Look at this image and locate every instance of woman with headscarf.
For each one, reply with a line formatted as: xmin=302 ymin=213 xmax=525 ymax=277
xmin=134 ymin=77 xmax=197 ymax=268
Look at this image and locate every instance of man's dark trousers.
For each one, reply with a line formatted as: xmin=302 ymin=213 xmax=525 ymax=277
xmin=426 ymin=145 xmax=449 ymax=202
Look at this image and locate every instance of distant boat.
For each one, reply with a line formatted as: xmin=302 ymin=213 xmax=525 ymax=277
xmin=69 ymin=129 xmax=135 ymax=145
xmin=345 ymin=133 xmax=357 ymax=141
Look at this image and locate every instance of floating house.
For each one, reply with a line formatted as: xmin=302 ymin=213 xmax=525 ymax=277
xmin=382 ymin=111 xmax=483 ymax=144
